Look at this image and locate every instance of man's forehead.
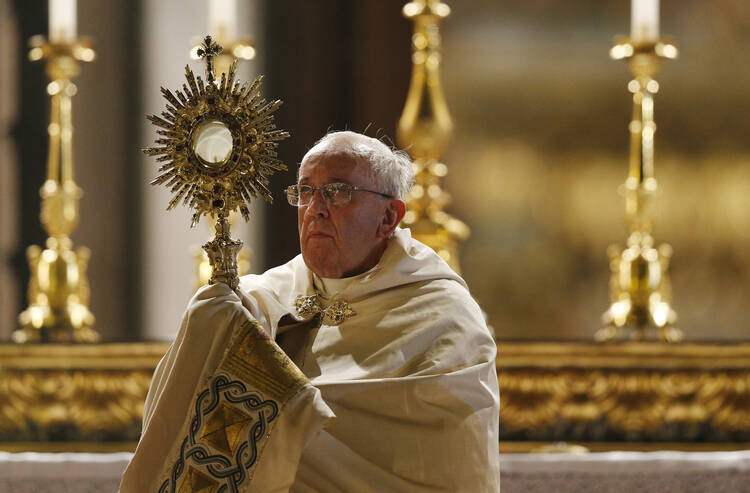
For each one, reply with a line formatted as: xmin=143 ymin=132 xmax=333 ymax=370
xmin=298 ymin=154 xmax=372 ymax=182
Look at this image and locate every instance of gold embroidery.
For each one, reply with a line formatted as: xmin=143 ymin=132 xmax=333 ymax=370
xmin=176 ymin=466 xmax=219 ymax=493
xmin=200 ymin=403 xmax=254 ymax=456
xmin=219 ymin=319 xmax=308 ymax=402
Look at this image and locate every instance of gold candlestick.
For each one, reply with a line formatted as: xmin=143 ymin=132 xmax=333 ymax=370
xmin=597 ymin=37 xmax=682 ymax=343
xmin=14 ymin=36 xmax=98 ymax=343
xmin=145 ymin=36 xmax=288 ymax=291
xmin=397 ymin=0 xmax=469 ymax=273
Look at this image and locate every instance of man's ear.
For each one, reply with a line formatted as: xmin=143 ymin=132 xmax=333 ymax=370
xmin=379 ymin=199 xmax=406 ymax=238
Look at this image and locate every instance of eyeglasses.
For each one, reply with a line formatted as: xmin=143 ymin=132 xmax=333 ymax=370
xmin=286 ymin=183 xmax=393 ymax=207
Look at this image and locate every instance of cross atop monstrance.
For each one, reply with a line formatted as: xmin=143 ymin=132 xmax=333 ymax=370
xmin=196 ymin=35 xmax=223 ymax=86
xmin=144 ymin=35 xmax=289 ymax=289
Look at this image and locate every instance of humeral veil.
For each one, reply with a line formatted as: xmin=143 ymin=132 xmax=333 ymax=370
xmin=119 ymin=228 xmax=500 ymax=492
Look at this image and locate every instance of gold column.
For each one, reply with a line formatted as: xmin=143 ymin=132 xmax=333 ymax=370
xmin=14 ymin=36 xmax=98 ymax=343
xmin=397 ymin=0 xmax=469 ymax=273
xmin=597 ymin=38 xmax=682 ymax=343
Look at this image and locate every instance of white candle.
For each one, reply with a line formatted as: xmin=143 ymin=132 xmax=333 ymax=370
xmin=631 ymin=0 xmax=659 ymax=42
xmin=49 ymin=0 xmax=76 ymax=43
xmin=209 ymin=0 xmax=237 ymax=42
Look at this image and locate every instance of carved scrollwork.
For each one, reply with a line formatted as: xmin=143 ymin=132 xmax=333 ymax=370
xmin=498 ymin=342 xmax=750 ymax=443
xmin=0 ymin=343 xmax=168 ymax=445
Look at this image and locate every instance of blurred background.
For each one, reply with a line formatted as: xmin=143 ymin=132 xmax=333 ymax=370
xmin=1 ymin=0 xmax=749 ymax=343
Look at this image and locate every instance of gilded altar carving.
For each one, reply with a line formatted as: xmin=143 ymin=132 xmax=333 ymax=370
xmin=0 ymin=342 xmax=168 ymax=447
xmin=498 ymin=342 xmax=750 ymax=446
xmin=3 ymin=341 xmax=750 ymax=451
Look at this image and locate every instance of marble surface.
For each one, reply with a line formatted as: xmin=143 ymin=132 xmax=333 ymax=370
xmin=1 ymin=450 xmax=750 ymax=492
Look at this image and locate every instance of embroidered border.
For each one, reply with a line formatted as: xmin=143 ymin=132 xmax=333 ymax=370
xmin=158 ymin=320 xmax=308 ymax=493
xmin=156 ymin=319 xmax=311 ymax=493
xmin=158 ymin=374 xmax=279 ymax=493
xmin=221 ymin=319 xmax=309 ymax=402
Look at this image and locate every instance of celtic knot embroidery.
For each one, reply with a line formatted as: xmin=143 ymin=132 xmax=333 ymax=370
xmin=295 ymin=294 xmax=357 ymax=325
xmin=158 ymin=374 xmax=279 ymax=493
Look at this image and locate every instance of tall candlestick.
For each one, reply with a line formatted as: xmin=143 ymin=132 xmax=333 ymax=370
xmin=631 ymin=0 xmax=659 ymax=42
xmin=209 ymin=0 xmax=237 ymax=42
xmin=16 ymin=35 xmax=98 ymax=343
xmin=601 ymin=27 xmax=681 ymax=343
xmin=49 ymin=0 xmax=76 ymax=44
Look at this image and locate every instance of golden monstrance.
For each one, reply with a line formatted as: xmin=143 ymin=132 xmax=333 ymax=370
xmin=144 ymin=36 xmax=288 ymax=289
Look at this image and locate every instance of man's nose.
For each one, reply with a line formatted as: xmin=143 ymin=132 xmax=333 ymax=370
xmin=307 ymin=188 xmax=329 ymax=217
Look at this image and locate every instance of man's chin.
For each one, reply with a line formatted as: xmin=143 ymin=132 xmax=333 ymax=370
xmin=301 ymin=252 xmax=342 ymax=278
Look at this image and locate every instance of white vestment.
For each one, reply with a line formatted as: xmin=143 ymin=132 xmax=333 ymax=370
xmin=120 ymin=228 xmax=500 ymax=492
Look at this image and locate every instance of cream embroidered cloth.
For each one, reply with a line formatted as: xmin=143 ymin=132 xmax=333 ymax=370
xmin=118 ymin=285 xmax=335 ymax=493
xmin=120 ymin=228 xmax=499 ymax=492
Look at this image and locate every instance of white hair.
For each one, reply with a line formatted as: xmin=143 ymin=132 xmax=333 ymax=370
xmin=300 ymin=131 xmax=415 ymax=200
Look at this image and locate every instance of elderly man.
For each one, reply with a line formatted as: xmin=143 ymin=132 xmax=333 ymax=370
xmin=120 ymin=131 xmax=500 ymax=492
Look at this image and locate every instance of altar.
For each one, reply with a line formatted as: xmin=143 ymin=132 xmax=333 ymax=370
xmin=3 ymin=340 xmax=750 ymax=451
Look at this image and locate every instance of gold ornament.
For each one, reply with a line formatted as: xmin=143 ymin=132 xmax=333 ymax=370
xmin=397 ymin=0 xmax=469 ymax=273
xmin=295 ymin=294 xmax=357 ymax=326
xmin=598 ymin=37 xmax=682 ymax=343
xmin=15 ymin=36 xmax=98 ymax=343
xmin=295 ymin=294 xmax=324 ymax=319
xmin=144 ymin=36 xmax=289 ymax=289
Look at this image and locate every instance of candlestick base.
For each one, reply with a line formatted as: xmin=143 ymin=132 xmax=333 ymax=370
xmin=597 ymin=232 xmax=681 ymax=343
xmin=14 ymin=235 xmax=97 ymax=344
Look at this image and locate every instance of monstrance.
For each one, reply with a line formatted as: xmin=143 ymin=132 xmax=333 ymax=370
xmin=144 ymin=36 xmax=288 ymax=289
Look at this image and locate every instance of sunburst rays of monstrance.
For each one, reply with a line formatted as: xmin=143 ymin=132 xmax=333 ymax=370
xmin=144 ymin=36 xmax=289 ymax=289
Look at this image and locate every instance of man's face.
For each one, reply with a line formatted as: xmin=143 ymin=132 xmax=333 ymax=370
xmin=297 ymin=155 xmax=391 ymax=278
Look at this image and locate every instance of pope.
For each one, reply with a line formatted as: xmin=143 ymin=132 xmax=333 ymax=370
xmin=119 ymin=131 xmax=500 ymax=493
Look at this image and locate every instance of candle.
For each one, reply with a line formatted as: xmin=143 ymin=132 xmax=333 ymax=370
xmin=49 ymin=0 xmax=76 ymax=43
xmin=209 ymin=0 xmax=237 ymax=42
xmin=631 ymin=0 xmax=659 ymax=42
